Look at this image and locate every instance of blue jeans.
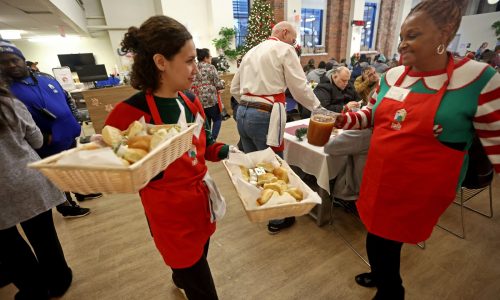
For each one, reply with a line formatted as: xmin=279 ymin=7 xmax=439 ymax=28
xmin=204 ymin=105 xmax=222 ymax=141
xmin=236 ymin=106 xmax=271 ymax=153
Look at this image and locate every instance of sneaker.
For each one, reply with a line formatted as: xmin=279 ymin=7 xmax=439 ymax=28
xmin=74 ymin=193 xmax=103 ymax=202
xmin=57 ymin=205 xmax=91 ymax=218
xmin=171 ymin=274 xmax=187 ymax=299
xmin=267 ymin=217 xmax=296 ymax=234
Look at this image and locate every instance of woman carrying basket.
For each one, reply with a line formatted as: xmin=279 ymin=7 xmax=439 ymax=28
xmin=105 ymin=16 xmax=238 ymax=300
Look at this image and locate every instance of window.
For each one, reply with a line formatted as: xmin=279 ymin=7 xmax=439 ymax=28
xmin=233 ymin=0 xmax=250 ymax=48
xmin=300 ymin=8 xmax=323 ymax=47
xmin=361 ymin=2 xmax=377 ymax=49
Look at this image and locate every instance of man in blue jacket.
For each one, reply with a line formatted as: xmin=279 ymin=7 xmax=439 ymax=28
xmin=0 ymin=40 xmax=97 ymax=217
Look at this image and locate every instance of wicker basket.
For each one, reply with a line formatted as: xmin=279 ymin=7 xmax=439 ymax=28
xmin=223 ymin=156 xmax=320 ymax=223
xmin=29 ymin=124 xmax=197 ymax=194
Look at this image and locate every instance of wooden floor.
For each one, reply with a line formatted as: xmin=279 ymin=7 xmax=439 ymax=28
xmin=2 ymin=118 xmax=499 ymax=300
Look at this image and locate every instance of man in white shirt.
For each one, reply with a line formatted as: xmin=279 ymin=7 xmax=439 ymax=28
xmin=231 ymin=21 xmax=321 ymax=234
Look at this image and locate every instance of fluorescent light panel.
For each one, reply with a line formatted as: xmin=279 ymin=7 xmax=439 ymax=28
xmin=0 ymin=30 xmax=23 ymax=40
xmin=28 ymin=35 xmax=81 ymax=43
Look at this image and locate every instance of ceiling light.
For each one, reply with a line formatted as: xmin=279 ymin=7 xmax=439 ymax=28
xmin=28 ymin=35 xmax=81 ymax=43
xmin=487 ymin=0 xmax=499 ymax=4
xmin=0 ymin=30 xmax=23 ymax=40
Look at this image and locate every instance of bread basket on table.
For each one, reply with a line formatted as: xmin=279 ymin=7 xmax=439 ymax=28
xmin=223 ymin=148 xmax=321 ymax=223
xmin=29 ymin=123 xmax=197 ymax=194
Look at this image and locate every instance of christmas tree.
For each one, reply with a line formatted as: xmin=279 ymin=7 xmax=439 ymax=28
xmin=241 ymin=0 xmax=275 ymax=57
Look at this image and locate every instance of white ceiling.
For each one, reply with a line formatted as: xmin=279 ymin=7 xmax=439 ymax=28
xmin=0 ymin=0 xmax=85 ymax=39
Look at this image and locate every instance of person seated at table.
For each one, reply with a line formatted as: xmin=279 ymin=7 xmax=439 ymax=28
xmin=314 ymin=66 xmax=361 ymax=113
xmin=306 ymin=61 xmax=327 ymax=83
xmin=354 ymin=66 xmax=379 ymax=106
xmin=299 ymin=67 xmax=361 ymax=118
xmin=324 ymin=129 xmax=372 ymax=202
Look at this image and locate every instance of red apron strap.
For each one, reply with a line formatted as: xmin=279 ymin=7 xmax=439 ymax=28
xmin=244 ymin=92 xmax=286 ymax=104
xmin=145 ymin=91 xmax=164 ymax=125
xmin=179 ymin=91 xmax=207 ymax=120
xmin=146 ymin=91 xmax=204 ymax=125
xmin=217 ymin=93 xmax=223 ymax=113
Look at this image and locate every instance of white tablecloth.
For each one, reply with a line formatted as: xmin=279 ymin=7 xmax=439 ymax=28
xmin=283 ymin=118 xmax=347 ymax=194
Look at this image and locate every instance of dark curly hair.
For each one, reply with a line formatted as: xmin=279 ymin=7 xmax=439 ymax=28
xmin=121 ymin=16 xmax=192 ymax=92
xmin=408 ymin=0 xmax=469 ymax=45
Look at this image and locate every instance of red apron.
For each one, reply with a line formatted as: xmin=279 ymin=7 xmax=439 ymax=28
xmin=139 ymin=91 xmax=215 ymax=268
xmin=357 ymin=56 xmax=465 ymax=243
xmin=244 ymin=92 xmax=286 ymax=152
xmin=217 ymin=92 xmax=223 ymax=113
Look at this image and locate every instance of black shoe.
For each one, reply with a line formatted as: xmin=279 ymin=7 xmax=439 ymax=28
xmin=75 ymin=193 xmax=103 ymax=202
xmin=267 ymin=217 xmax=296 ymax=234
xmin=57 ymin=205 xmax=91 ymax=218
xmin=355 ymin=272 xmax=376 ymax=288
xmin=49 ymin=268 xmax=73 ymax=297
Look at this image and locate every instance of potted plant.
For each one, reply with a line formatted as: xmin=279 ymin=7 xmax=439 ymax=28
xmin=492 ymin=21 xmax=500 ymax=41
xmin=212 ymin=27 xmax=240 ymax=73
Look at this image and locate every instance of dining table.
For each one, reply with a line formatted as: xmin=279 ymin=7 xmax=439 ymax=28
xmin=283 ymin=118 xmax=347 ymax=226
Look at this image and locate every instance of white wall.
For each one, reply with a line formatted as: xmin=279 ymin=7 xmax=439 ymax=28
xmin=286 ymin=0 xmax=302 ymax=33
xmin=47 ymin=0 xmax=88 ymax=34
xmin=98 ymin=0 xmax=157 ymax=72
xmin=161 ymin=0 xmax=236 ymax=72
xmin=457 ymin=11 xmax=500 ymax=54
xmin=14 ymin=34 xmax=116 ymax=76
xmin=100 ymin=0 xmax=156 ymax=28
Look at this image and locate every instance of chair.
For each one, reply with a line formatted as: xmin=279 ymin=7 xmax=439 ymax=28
xmin=437 ymin=169 xmax=494 ymax=239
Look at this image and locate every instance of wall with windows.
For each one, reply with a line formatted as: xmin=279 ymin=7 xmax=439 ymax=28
xmin=233 ymin=0 xmax=250 ymax=48
xmin=361 ymin=0 xmax=380 ymax=50
xmin=301 ymin=0 xmax=328 ymax=50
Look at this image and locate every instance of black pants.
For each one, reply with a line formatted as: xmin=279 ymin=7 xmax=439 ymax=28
xmin=171 ymin=240 xmax=218 ymax=300
xmin=204 ymin=105 xmax=222 ymax=141
xmin=0 ymin=210 xmax=71 ymax=300
xmin=366 ymin=232 xmax=405 ymax=300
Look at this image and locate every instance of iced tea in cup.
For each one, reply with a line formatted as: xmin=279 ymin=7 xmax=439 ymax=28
xmin=307 ymin=108 xmax=337 ymax=146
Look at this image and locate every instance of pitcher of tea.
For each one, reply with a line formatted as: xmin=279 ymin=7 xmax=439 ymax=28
xmin=307 ymin=108 xmax=337 ymax=146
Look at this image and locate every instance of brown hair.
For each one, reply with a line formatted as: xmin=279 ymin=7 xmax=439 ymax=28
xmin=121 ymin=16 xmax=192 ymax=92
xmin=408 ymin=0 xmax=469 ymax=45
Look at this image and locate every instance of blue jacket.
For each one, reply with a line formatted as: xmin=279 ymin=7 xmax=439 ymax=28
xmin=10 ymin=73 xmax=81 ymax=158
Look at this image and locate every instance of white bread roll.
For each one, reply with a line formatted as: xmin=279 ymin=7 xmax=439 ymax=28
xmin=127 ymin=135 xmax=152 ymax=152
xmin=102 ymin=125 xmax=123 ymax=148
xmin=126 ymin=121 xmax=145 ymax=139
xmin=257 ymin=189 xmax=276 ymax=206
xmin=123 ymin=148 xmax=148 ymax=164
xmin=273 ymin=167 xmax=289 ymax=183
xmin=285 ymin=187 xmax=303 ymax=201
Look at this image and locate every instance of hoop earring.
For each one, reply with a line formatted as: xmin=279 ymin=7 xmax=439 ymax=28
xmin=436 ymin=44 xmax=445 ymax=55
